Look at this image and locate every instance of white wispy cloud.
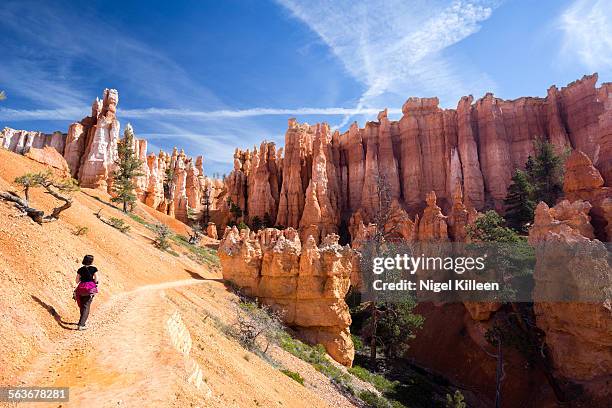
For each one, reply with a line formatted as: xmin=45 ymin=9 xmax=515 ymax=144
xmin=0 ymin=107 xmax=90 ymax=121
xmin=0 ymin=1 xmax=221 ymax=110
xmin=276 ymin=0 xmax=500 ymax=126
xmin=0 ymin=106 xmax=401 ymax=121
xmin=122 ymin=107 xmax=402 ymax=119
xmin=558 ymin=0 xmax=612 ymax=71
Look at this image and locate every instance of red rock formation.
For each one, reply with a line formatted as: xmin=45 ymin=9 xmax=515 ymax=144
xmin=564 ymin=150 xmax=605 ymax=195
xmin=276 ymin=119 xmax=314 ymax=229
xmin=385 ymin=199 xmax=416 ymax=241
xmin=24 ymin=146 xmax=70 ymax=172
xmin=595 ymin=82 xmax=612 ymax=186
xmin=64 ymin=123 xmax=87 ymax=178
xmin=416 ymin=192 xmax=448 ymax=241
xmin=562 ymin=150 xmax=611 ymax=241
xmin=206 ymin=223 xmax=218 ymax=240
xmin=219 ymin=227 xmax=355 ymax=366
xmin=223 ymin=75 xmax=610 ymax=237
xmin=77 ymin=89 xmax=120 ymax=190
xmin=144 ymin=152 xmax=165 ymax=209
xmin=447 ymin=184 xmax=479 ymax=242
xmin=2 ymin=89 xmax=220 ymax=228
xmin=528 ymin=199 xmax=611 ymax=404
xmin=404 ymin=303 xmax=553 ymax=407
xmin=248 ymin=142 xmax=280 ymax=223
xmin=299 ymin=124 xmax=340 ymax=242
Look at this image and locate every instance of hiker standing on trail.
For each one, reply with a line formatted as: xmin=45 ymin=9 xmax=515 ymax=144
xmin=74 ymin=255 xmax=99 ymax=331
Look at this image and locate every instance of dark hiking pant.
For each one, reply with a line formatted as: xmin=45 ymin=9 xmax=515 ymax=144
xmin=78 ymin=295 xmax=94 ymax=326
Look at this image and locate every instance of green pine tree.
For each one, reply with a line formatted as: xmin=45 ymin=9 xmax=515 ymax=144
xmin=111 ymin=124 xmax=144 ymax=212
xmin=504 ymin=169 xmax=535 ymax=233
xmin=527 ymin=140 xmax=565 ymax=206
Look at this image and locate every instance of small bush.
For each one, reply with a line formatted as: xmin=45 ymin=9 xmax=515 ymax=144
xmin=108 ymin=217 xmax=130 ymax=233
xmin=351 ymin=334 xmax=364 ymax=352
xmin=154 ymin=223 xmax=172 ymax=250
xmin=170 ymin=234 xmax=219 ymax=265
xmin=348 ymin=365 xmax=397 ymax=393
xmin=280 ymin=369 xmax=304 ymax=385
xmin=128 ymin=213 xmax=155 ymax=229
xmin=445 ymin=390 xmax=466 ymax=408
xmin=358 ymin=391 xmax=406 ymax=408
xmin=279 ymin=333 xmax=352 ymax=388
xmin=73 ymin=226 xmax=89 ymax=236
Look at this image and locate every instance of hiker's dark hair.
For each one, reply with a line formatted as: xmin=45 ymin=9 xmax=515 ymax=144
xmin=82 ymin=255 xmax=94 ymax=265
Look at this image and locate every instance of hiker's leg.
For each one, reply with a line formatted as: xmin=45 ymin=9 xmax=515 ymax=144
xmin=78 ymin=295 xmax=93 ymax=326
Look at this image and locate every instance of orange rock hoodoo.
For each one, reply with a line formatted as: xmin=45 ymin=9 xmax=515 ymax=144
xmin=218 ymin=227 xmax=356 ymax=366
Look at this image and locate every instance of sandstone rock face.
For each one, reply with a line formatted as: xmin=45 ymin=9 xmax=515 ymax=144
xmin=564 ymin=150 xmax=605 ymax=194
xmin=1 ymin=127 xmax=67 ymax=156
xmin=416 ymin=192 xmax=449 ymax=241
xmin=77 ymin=89 xmax=120 ymax=190
xmin=248 ymin=142 xmax=281 ymax=223
xmin=276 ymin=120 xmax=315 ymax=229
xmin=222 ymin=75 xmax=610 ymax=240
xmin=529 ymin=198 xmax=611 ymax=402
xmin=595 ymin=82 xmax=612 ymax=186
xmin=144 ymin=153 xmax=164 ymax=209
xmin=447 ymin=184 xmax=478 ymax=241
xmin=219 ymin=227 xmax=355 ymax=366
xmin=562 ymin=150 xmax=611 ymax=241
xmin=528 ymin=201 xmax=595 ymax=242
xmin=24 ymin=146 xmax=70 ymax=172
xmin=385 ymin=200 xmax=416 ymax=240
xmin=206 ymin=223 xmax=218 ymax=240
xmin=64 ymin=123 xmax=87 ymax=178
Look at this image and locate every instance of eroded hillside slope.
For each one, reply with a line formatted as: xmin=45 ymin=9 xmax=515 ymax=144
xmin=0 ymin=148 xmax=360 ymax=408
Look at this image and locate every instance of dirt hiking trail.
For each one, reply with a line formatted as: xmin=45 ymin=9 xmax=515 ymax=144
xmin=10 ymin=279 xmax=208 ymax=407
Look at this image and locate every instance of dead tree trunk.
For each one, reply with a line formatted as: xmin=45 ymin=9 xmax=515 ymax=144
xmin=0 ymin=183 xmax=73 ymax=224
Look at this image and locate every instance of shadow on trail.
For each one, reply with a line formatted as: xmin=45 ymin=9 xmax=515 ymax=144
xmin=185 ymin=269 xmax=205 ymax=280
xmin=184 ymin=269 xmax=224 ymax=283
xmin=31 ymin=295 xmax=78 ymax=330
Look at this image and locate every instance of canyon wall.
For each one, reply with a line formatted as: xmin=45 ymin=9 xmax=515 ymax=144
xmin=2 ymin=74 xmax=609 ymax=237
xmin=223 ymin=74 xmax=611 ymax=243
xmin=218 ymin=226 xmax=355 ymax=366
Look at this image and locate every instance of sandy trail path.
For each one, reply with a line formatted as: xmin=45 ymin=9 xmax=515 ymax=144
xmin=7 ymin=278 xmax=209 ymax=408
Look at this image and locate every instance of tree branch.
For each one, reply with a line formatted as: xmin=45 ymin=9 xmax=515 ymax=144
xmin=41 ymin=182 xmax=73 ymax=221
xmin=0 ymin=179 xmax=74 ymax=224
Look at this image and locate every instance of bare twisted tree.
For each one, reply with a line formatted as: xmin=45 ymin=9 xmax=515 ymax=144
xmin=0 ymin=171 xmax=78 ymax=224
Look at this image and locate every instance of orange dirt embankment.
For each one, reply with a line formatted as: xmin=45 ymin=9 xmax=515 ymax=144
xmin=0 ymin=149 xmax=357 ymax=408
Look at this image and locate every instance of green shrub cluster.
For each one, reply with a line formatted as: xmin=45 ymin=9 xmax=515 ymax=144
xmin=280 ymin=369 xmax=304 ymax=385
xmin=108 ymin=217 xmax=130 ymax=233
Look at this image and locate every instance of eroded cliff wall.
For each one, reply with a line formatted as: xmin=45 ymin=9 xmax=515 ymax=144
xmin=224 ymin=74 xmax=611 ymax=242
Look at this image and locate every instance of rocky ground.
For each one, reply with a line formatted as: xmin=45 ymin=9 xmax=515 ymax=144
xmin=0 ymin=149 xmax=361 ymax=408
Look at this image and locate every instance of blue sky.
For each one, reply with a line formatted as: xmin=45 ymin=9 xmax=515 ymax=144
xmin=0 ymin=0 xmax=610 ymax=175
